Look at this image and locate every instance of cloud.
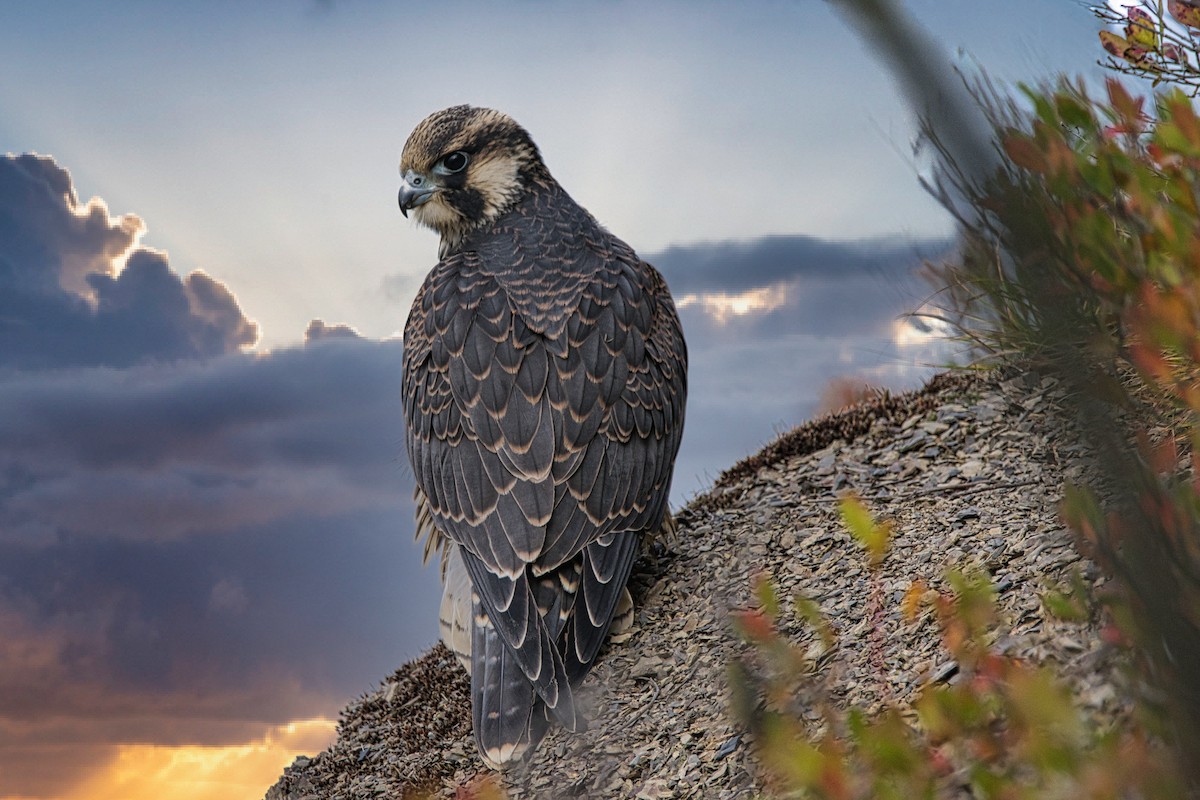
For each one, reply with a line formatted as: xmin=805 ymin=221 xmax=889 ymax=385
xmin=0 ymin=338 xmax=444 ymax=795
xmin=649 ymin=233 xmax=950 ymax=352
xmin=0 ymin=153 xmax=258 ymax=370
xmin=0 ymin=154 xmax=143 ymax=297
xmin=0 ymin=345 xmax=444 ymax=797
xmin=0 ymin=157 xmax=440 ymax=798
xmin=0 ymin=340 xmax=410 ymax=540
xmin=304 ymin=318 xmax=363 ymax=343
xmin=649 ymin=233 xmax=950 ymax=296
xmin=646 ymin=235 xmax=956 ymax=499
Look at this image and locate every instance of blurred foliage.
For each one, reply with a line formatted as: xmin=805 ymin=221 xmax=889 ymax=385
xmin=731 ymin=499 xmax=1182 ymax=798
xmin=942 ymin=76 xmax=1200 ymax=788
xmin=733 ymin=46 xmax=1200 ymax=790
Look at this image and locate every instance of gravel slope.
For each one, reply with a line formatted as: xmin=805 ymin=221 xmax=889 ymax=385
xmin=266 ymin=369 xmax=1127 ymax=799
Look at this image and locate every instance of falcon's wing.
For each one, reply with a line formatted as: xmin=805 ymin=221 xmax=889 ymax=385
xmin=403 ymin=249 xmax=581 ymax=731
xmin=403 ymin=214 xmax=687 ymax=752
xmin=555 ymin=259 xmax=687 ymax=679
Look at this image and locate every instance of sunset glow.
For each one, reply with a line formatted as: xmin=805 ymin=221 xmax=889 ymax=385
xmin=674 ymin=285 xmax=788 ymax=324
xmin=49 ymin=719 xmax=335 ymax=800
xmin=892 ymin=310 xmax=953 ymax=349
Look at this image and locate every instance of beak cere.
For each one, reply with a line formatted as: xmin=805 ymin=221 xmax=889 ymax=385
xmin=398 ymin=172 xmax=436 ymax=218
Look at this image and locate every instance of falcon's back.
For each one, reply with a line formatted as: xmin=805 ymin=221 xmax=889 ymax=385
xmin=399 ymin=105 xmax=686 ymax=768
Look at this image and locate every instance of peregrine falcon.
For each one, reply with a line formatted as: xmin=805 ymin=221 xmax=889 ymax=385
xmin=398 ymin=105 xmax=687 ymax=768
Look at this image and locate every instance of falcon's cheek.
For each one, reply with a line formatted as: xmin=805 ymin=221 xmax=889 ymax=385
xmin=411 ymin=196 xmax=462 ymax=231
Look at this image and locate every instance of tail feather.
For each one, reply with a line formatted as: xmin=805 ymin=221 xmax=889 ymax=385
xmin=460 ymin=548 xmax=579 ymax=731
xmin=471 ymin=594 xmax=552 ymax=768
xmin=566 ymin=533 xmax=641 ymax=682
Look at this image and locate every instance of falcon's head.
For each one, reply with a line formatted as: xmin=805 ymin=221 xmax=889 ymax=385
xmin=398 ymin=105 xmax=548 ymax=244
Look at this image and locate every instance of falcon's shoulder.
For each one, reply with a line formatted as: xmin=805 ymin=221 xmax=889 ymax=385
xmin=401 ymin=250 xmax=478 ymax=462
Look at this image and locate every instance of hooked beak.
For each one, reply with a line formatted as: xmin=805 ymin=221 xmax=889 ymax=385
xmin=398 ymin=170 xmax=436 ymax=218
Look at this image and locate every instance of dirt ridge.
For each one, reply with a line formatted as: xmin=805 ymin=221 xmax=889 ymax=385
xmin=267 ymin=368 xmax=1125 ymax=799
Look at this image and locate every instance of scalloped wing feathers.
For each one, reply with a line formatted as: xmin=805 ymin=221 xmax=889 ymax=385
xmin=403 ymin=180 xmax=686 ymax=765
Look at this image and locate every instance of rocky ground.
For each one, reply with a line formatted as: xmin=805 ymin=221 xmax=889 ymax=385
xmin=266 ymin=368 xmax=1129 ymax=799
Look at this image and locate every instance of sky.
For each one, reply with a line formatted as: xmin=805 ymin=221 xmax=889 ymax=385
xmin=0 ymin=2 xmax=1108 ymax=799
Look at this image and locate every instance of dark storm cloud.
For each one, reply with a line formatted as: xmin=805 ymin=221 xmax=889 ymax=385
xmin=649 ymin=233 xmax=952 ymax=296
xmin=653 ymin=235 xmax=956 ymax=500
xmin=0 ymin=338 xmax=443 ymax=790
xmin=0 ymin=156 xmax=440 ymax=795
xmin=0 ymin=153 xmax=257 ymax=369
xmin=0 ymin=339 xmax=411 ymax=539
xmin=0 ymin=340 xmax=444 ymax=714
xmin=0 ymin=499 xmax=436 ymax=724
xmin=0 ymin=340 xmax=443 ymax=800
xmin=655 ymin=233 xmax=951 ymax=345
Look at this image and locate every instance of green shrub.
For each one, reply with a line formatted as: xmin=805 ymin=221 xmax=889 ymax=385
xmin=731 ymin=499 xmax=1183 ymax=799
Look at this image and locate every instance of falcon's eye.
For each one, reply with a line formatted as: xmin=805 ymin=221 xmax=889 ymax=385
xmin=437 ymin=151 xmax=470 ymax=175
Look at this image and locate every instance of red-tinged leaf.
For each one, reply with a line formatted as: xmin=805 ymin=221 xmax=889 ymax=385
xmin=1101 ymin=622 xmax=1128 ymax=646
xmin=819 ymin=757 xmax=852 ymax=800
xmin=1105 ymin=122 xmax=1145 ymax=142
xmin=942 ymin=618 xmax=966 ymax=656
xmin=1160 ymin=96 xmax=1200 ymax=155
xmin=1108 ymin=77 xmax=1147 ymax=122
xmin=977 ymin=652 xmax=1010 ymax=681
xmin=454 ymin=775 xmax=507 ymax=800
xmin=966 ymin=674 xmax=991 ymax=699
xmin=1183 ymin=381 xmax=1200 ymax=413
xmin=971 ymin=735 xmax=1003 ymax=764
xmin=928 ymin=745 xmax=954 ymax=776
xmin=733 ymin=608 xmax=776 ymax=644
xmin=1100 ymin=30 xmax=1132 ymax=58
xmin=1127 ymin=5 xmax=1153 ymax=23
xmin=1128 ymin=45 xmax=1154 ymax=66
xmin=1128 ymin=340 xmax=1172 ymax=382
xmin=1170 ymin=0 xmax=1200 ymax=28
xmin=1100 ymin=31 xmax=1154 ymax=66
xmin=1003 ymin=134 xmax=1048 ymax=172
xmin=1163 ymin=42 xmax=1186 ymax=63
xmin=1106 ymin=510 xmax=1128 ymax=547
